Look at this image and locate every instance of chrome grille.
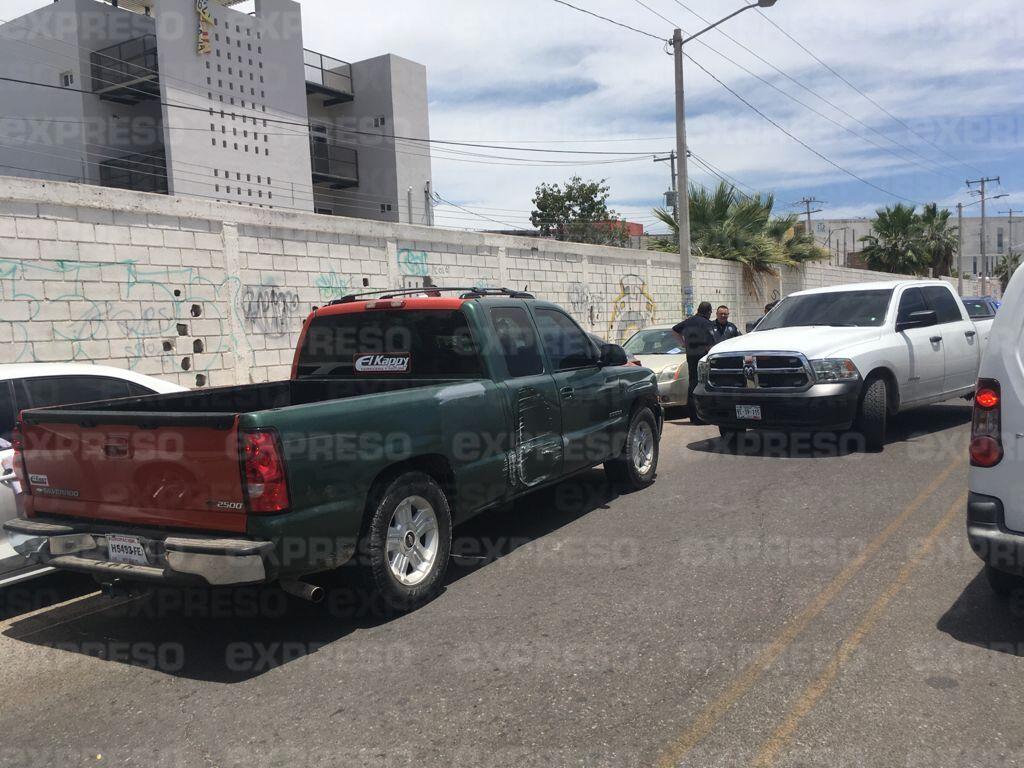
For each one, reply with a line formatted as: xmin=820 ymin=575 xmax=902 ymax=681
xmin=707 ymin=352 xmax=811 ymax=390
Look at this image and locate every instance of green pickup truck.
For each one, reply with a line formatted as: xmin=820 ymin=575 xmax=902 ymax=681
xmin=4 ymin=288 xmax=661 ymax=612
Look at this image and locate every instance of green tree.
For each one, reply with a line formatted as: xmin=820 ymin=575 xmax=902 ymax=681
xmin=530 ymin=176 xmax=630 ymax=246
xmin=648 ymin=182 xmax=828 ymax=294
xmin=995 ymin=251 xmax=1022 ymax=292
xmin=858 ymin=204 xmax=926 ymax=274
xmin=918 ymin=203 xmax=959 ymax=277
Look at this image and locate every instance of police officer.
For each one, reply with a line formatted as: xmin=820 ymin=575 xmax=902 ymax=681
xmin=711 ymin=305 xmax=741 ymax=344
xmin=673 ymin=302 xmax=716 ymax=424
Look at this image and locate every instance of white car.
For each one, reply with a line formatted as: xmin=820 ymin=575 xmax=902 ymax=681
xmin=967 ymin=268 xmax=1024 ymax=596
xmin=623 ymin=325 xmax=689 ymax=408
xmin=693 ymin=280 xmax=987 ymax=450
xmin=0 ymin=364 xmax=186 ymax=587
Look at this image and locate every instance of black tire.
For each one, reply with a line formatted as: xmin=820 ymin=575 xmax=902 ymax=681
xmin=359 ymin=471 xmax=452 ymax=613
xmin=985 ymin=564 xmax=1024 ymax=598
xmin=605 ymin=407 xmax=660 ymax=491
xmin=857 ymin=377 xmax=888 ymax=452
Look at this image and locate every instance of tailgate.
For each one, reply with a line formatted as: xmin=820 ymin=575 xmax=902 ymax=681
xmin=18 ymin=416 xmax=248 ymax=533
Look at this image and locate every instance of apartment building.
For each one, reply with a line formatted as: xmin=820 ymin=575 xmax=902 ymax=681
xmin=0 ymin=0 xmax=432 ymax=224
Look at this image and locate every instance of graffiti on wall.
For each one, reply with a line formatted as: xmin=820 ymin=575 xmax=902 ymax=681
xmin=0 ymin=258 xmax=238 ymax=377
xmin=397 ymin=248 xmax=461 ymax=289
xmin=239 ymin=285 xmax=301 ymax=338
xmin=315 ymin=272 xmax=350 ymax=302
xmin=607 ymin=274 xmax=657 ymax=343
xmin=0 ymin=257 xmax=362 ymax=374
xmin=568 ymin=282 xmax=602 ymax=328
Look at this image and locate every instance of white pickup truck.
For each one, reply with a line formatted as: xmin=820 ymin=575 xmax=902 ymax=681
xmin=693 ymin=280 xmax=987 ymax=450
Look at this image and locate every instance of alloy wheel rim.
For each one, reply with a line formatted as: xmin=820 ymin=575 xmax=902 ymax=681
xmin=632 ymin=421 xmax=655 ymax=475
xmin=386 ymin=495 xmax=440 ymax=586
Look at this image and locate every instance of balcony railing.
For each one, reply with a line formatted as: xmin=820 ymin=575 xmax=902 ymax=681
xmin=91 ymin=34 xmax=160 ymax=104
xmin=304 ymin=49 xmax=354 ymax=106
xmin=99 ymin=148 xmax=168 ymax=195
xmin=310 ymin=135 xmax=358 ymax=188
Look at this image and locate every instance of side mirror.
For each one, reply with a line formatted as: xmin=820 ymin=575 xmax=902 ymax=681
xmin=896 ymin=309 xmax=938 ymax=333
xmin=599 ymin=343 xmax=628 ymax=367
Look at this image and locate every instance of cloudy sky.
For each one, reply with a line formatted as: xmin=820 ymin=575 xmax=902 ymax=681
xmin=7 ymin=0 xmax=1024 ymax=232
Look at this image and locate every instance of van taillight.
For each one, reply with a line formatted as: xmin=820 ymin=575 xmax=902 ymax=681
xmin=971 ymin=379 xmax=1003 ymax=468
xmin=11 ymin=423 xmax=30 ymax=495
xmin=240 ymin=430 xmax=289 ymax=514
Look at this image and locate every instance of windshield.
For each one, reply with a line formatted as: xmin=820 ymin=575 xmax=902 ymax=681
xmin=758 ymin=289 xmax=894 ymax=330
xmin=623 ymin=329 xmax=684 ymax=355
xmin=962 ymin=298 xmax=995 ymax=319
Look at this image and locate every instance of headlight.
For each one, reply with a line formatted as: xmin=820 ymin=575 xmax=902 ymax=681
xmin=657 ymin=364 xmax=682 ymax=382
xmin=697 ymin=360 xmax=709 ymax=383
xmin=810 ymin=358 xmax=860 ymax=382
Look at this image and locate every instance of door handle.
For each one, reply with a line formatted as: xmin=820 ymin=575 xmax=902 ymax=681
xmin=930 ymin=336 xmax=943 ymax=344
xmin=559 ymin=386 xmax=574 ymax=399
xmin=965 ymin=330 xmax=977 ymax=338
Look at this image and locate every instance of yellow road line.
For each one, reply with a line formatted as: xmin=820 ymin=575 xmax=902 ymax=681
xmin=655 ymin=460 xmax=963 ymax=768
xmin=751 ymin=493 xmax=966 ymax=767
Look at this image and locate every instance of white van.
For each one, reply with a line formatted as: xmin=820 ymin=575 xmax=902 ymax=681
xmin=967 ymin=268 xmax=1024 ymax=595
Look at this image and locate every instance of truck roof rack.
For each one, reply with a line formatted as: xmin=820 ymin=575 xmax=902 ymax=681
xmin=328 ymin=287 xmax=535 ymax=305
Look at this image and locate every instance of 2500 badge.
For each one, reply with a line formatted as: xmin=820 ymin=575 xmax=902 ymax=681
xmin=354 ymin=354 xmax=411 ymax=374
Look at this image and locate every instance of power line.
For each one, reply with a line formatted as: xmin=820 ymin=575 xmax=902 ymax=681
xmin=755 ymin=8 xmax=987 ymax=177
xmin=548 ymin=0 xmax=668 ymax=42
xmin=665 ymin=0 xmax=963 ymax=185
xmin=682 ymin=56 xmax=922 ymax=205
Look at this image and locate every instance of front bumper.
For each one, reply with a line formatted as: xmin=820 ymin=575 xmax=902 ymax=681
xmin=3 ymin=517 xmax=275 ymax=587
xmin=967 ymin=492 xmax=1024 ymax=576
xmin=658 ymin=377 xmax=688 ymax=407
xmin=692 ymin=380 xmax=862 ymax=431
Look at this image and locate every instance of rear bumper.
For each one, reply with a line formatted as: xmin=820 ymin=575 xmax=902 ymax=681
xmin=2 ymin=517 xmax=275 ymax=587
xmin=692 ymin=381 xmax=861 ymax=431
xmin=967 ymin=492 xmax=1024 ymax=576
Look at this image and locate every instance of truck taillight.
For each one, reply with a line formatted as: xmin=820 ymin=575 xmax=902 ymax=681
xmin=11 ymin=423 xmax=30 ymax=495
xmin=971 ymin=379 xmax=1003 ymax=468
xmin=240 ymin=430 xmax=289 ymax=514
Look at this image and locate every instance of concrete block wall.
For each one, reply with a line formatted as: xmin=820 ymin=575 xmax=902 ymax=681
xmin=0 ymin=178 xmax=992 ymax=388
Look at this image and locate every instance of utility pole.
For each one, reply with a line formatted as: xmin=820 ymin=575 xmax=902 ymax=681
xmin=967 ymin=176 xmax=1000 ymax=295
xmin=957 ymin=202 xmax=964 ymax=295
xmin=654 ymin=152 xmax=678 ymax=244
xmin=799 ymin=197 xmax=824 ymax=244
xmin=672 ymin=29 xmax=694 ymax=317
xmin=669 ymin=3 xmax=779 ymax=318
xmin=1002 ymin=208 xmax=1019 ymax=254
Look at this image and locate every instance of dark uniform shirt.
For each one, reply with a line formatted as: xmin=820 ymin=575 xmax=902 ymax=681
xmin=672 ymin=315 xmax=717 ymax=359
xmin=711 ymin=320 xmax=741 ymax=344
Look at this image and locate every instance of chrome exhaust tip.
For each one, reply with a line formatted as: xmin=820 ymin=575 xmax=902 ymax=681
xmin=279 ymin=579 xmax=325 ymax=604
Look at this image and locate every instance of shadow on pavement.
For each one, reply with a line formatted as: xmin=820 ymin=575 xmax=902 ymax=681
xmin=2 ymin=469 xmax=618 ymax=684
xmin=937 ymin=568 xmax=1024 ymax=657
xmin=685 ymin=401 xmax=972 ymax=460
xmin=0 ymin=570 xmax=97 ymax=622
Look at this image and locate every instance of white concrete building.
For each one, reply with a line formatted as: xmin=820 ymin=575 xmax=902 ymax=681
xmin=811 ymin=213 xmax=1021 ymax=280
xmin=0 ymin=0 xmax=432 ymax=224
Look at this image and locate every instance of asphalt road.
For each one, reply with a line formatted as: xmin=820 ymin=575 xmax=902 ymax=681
xmin=2 ymin=401 xmax=1021 ymax=768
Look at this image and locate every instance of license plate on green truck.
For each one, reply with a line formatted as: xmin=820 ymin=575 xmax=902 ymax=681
xmin=736 ymin=405 xmax=762 ymax=420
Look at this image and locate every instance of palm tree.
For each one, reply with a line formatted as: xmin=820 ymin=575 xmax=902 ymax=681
xmin=918 ymin=203 xmax=959 ymax=276
xmin=649 ymin=182 xmax=828 ymax=295
xmin=995 ymin=251 xmax=1021 ymax=292
xmin=858 ymin=204 xmax=927 ymax=274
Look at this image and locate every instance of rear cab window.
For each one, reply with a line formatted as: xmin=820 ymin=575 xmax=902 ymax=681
xmin=296 ymin=308 xmax=483 ymax=378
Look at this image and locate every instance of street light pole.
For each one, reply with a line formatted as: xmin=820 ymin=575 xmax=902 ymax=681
xmin=672 ymin=0 xmax=777 ymax=319
xmin=957 ymin=202 xmax=964 ymax=295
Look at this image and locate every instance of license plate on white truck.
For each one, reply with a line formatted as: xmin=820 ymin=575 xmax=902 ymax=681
xmin=736 ymin=405 xmax=762 ymax=420
xmin=107 ymin=534 xmax=148 ymax=566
